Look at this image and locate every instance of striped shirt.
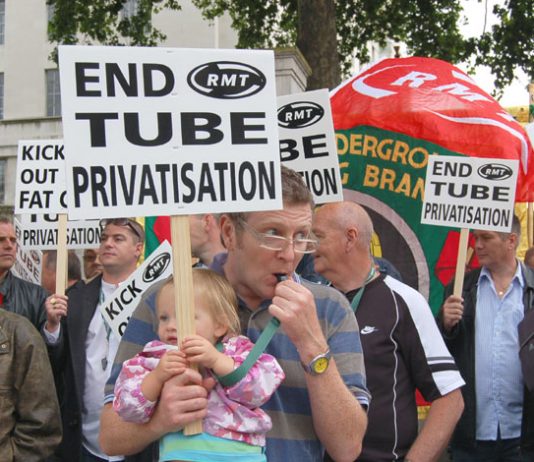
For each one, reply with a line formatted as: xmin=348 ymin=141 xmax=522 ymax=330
xmin=475 ymin=265 xmax=524 ymax=440
xmin=345 ymin=274 xmax=464 ymax=461
xmin=106 ymin=260 xmax=370 ymax=462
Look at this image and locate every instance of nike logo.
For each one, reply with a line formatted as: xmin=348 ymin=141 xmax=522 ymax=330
xmin=361 ymin=326 xmax=378 ymax=335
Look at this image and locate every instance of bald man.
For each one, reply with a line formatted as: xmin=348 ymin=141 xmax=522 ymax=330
xmin=313 ymin=201 xmax=465 ymax=462
xmin=188 ymin=213 xmax=226 ymax=267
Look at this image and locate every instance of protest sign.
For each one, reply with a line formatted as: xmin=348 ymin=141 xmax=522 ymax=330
xmin=13 ymin=218 xmax=42 ymax=285
xmin=15 ymin=140 xmax=67 ymax=214
xmin=58 ymin=45 xmax=282 ymax=220
xmin=100 ymin=240 xmax=172 ymax=339
xmin=422 ymin=155 xmax=518 ymax=295
xmin=277 ymin=89 xmax=342 ymax=204
xmin=422 ymin=156 xmax=519 ymax=232
xmin=17 ymin=219 xmax=101 ymax=250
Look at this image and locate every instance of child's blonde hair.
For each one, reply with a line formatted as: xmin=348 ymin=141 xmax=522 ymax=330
xmin=158 ymin=269 xmax=241 ymax=338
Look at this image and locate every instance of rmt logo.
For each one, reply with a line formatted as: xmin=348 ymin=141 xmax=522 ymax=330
xmin=187 ymin=61 xmax=266 ymax=99
xmin=478 ymin=163 xmax=514 ymax=181
xmin=143 ymin=253 xmax=171 ymax=283
xmin=277 ymin=101 xmax=324 ymax=129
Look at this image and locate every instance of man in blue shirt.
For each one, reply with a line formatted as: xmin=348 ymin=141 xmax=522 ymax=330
xmin=438 ymin=215 xmax=534 ymax=461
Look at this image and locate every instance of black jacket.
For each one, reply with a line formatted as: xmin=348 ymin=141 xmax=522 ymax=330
xmin=46 ymin=276 xmax=101 ymax=462
xmin=46 ymin=276 xmax=157 ymax=462
xmin=0 ymin=270 xmax=48 ymax=329
xmin=437 ymin=263 xmax=534 ymax=450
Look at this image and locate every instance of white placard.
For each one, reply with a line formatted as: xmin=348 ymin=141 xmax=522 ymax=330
xmin=421 ymin=156 xmax=519 ymax=232
xmin=100 ymin=240 xmax=173 ymax=339
xmin=15 ymin=140 xmax=67 ymax=215
xmin=13 ymin=218 xmax=43 ymax=284
xmin=277 ymin=89 xmax=343 ymax=204
xmin=59 ymin=45 xmax=283 ymax=220
xmin=17 ymin=218 xmax=101 ymax=250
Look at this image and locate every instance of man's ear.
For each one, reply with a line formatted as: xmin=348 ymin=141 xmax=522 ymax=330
xmin=134 ymin=241 xmax=143 ymax=259
xmin=202 ymin=214 xmax=211 ymax=231
xmin=345 ymin=227 xmax=358 ymax=251
xmin=219 ymin=215 xmax=235 ymax=250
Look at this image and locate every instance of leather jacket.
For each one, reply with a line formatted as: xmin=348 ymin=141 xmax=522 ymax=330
xmin=437 ymin=264 xmax=534 ymax=450
xmin=0 ymin=271 xmax=48 ymax=330
xmin=0 ymin=309 xmax=62 ymax=461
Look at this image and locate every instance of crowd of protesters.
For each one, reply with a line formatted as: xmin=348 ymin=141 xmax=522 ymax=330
xmin=1 ymin=167 xmax=534 ymax=462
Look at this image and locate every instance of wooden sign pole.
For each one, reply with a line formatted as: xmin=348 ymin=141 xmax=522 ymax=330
xmin=55 ymin=213 xmax=68 ymax=295
xmin=170 ymin=215 xmax=202 ymax=435
xmin=453 ymin=228 xmax=469 ymax=297
xmin=528 ymin=202 xmax=533 ymax=248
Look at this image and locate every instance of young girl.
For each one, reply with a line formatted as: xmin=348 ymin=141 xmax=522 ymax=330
xmin=113 ymin=268 xmax=285 ymax=461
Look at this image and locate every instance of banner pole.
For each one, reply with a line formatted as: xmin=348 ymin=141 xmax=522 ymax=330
xmin=55 ymin=213 xmax=68 ymax=295
xmin=453 ymin=228 xmax=469 ymax=297
xmin=170 ymin=215 xmax=202 ymax=435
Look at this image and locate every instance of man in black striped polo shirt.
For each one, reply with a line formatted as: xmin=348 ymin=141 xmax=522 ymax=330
xmin=313 ymin=201 xmax=464 ymax=462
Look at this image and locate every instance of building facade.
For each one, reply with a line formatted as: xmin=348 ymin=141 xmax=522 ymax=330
xmin=0 ymin=0 xmax=241 ymax=210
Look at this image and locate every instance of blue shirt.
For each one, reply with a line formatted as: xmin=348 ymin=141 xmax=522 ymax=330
xmin=475 ymin=263 xmax=525 ymax=440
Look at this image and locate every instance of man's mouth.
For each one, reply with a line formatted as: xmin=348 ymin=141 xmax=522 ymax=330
xmin=274 ymin=273 xmax=288 ymax=283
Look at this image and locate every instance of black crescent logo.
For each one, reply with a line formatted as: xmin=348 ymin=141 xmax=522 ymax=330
xmin=187 ymin=61 xmax=266 ymax=99
xmin=143 ymin=253 xmax=171 ymax=283
xmin=277 ymin=101 xmax=325 ymax=129
xmin=478 ymin=163 xmax=513 ymax=180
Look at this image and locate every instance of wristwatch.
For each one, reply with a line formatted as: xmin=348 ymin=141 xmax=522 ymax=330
xmin=301 ymin=349 xmax=331 ymax=375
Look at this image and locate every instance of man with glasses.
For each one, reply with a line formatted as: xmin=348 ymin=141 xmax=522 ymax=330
xmin=313 ymin=201 xmax=465 ymax=461
xmin=100 ymin=167 xmax=370 ymax=462
xmin=43 ymin=218 xmax=144 ymax=462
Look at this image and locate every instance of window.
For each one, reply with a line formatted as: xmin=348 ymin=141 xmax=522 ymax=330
xmin=47 ymin=3 xmax=55 ymax=22
xmin=121 ymin=0 xmax=139 ymax=19
xmin=46 ymin=69 xmax=61 ymax=117
xmin=0 ymin=0 xmax=5 ymax=45
xmin=0 ymin=73 xmax=4 ymax=119
xmin=0 ymin=159 xmax=6 ymax=204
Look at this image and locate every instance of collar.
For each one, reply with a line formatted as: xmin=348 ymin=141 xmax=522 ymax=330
xmin=479 ymin=260 xmax=525 ymax=289
xmin=0 ymin=271 xmax=13 ymax=296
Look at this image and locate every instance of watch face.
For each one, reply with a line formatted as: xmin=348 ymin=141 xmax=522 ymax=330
xmin=313 ymin=357 xmax=329 ymax=374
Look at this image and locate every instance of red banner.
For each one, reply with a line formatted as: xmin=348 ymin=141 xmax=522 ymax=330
xmin=331 ymin=57 xmax=534 ymax=201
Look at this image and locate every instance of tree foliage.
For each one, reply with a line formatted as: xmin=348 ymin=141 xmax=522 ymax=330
xmin=474 ymin=0 xmax=534 ymax=94
xmin=46 ymin=0 xmax=533 ymax=92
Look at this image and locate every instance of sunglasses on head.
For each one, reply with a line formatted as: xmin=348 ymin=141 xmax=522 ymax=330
xmin=99 ymin=218 xmax=142 ymax=240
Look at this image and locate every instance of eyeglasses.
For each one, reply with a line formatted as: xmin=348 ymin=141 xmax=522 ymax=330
xmin=238 ymin=219 xmax=317 ymax=254
xmin=99 ymin=218 xmax=142 ymax=240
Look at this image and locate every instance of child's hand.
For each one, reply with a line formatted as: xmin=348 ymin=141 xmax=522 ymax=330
xmin=154 ymin=349 xmax=187 ymax=383
xmin=181 ymin=335 xmax=221 ymax=370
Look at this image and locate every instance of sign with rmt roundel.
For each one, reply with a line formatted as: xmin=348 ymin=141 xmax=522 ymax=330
xmin=58 ymin=46 xmax=282 ymax=220
xmin=278 ymin=101 xmax=324 ymax=129
xmin=187 ymin=61 xmax=267 ymax=99
xmin=277 ymin=89 xmax=343 ymax=204
xmin=477 ymin=163 xmax=514 ymax=180
xmin=421 ymin=156 xmax=519 ymax=232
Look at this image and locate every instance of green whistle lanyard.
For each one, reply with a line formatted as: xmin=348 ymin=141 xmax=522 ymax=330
xmin=216 ymin=274 xmax=300 ymax=388
xmin=350 ymin=266 xmax=376 ymax=314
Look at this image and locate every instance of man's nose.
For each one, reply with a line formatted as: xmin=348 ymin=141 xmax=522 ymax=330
xmin=278 ymin=241 xmax=296 ymax=261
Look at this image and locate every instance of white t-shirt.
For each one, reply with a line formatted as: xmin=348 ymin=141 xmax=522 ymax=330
xmin=81 ymin=279 xmax=124 ymax=461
